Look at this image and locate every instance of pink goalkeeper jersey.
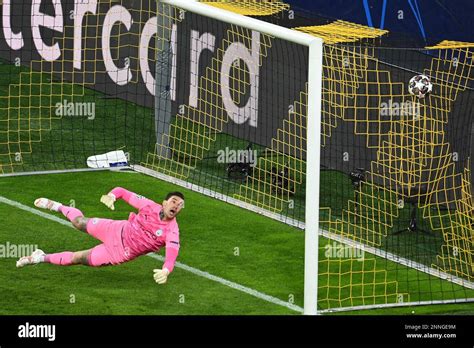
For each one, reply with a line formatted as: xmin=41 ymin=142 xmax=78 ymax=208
xmin=109 ymin=187 xmax=180 ymax=272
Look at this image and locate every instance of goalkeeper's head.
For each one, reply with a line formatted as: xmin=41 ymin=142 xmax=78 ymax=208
xmin=162 ymin=191 xmax=185 ymax=220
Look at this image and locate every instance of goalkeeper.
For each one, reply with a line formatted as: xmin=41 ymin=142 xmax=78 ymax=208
xmin=16 ymin=187 xmax=184 ymax=285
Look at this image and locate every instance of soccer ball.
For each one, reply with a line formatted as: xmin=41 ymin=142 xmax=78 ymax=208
xmin=408 ymin=74 xmax=432 ymax=98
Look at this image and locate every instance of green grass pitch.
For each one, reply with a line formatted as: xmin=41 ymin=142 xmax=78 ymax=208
xmin=0 ymin=170 xmax=473 ymax=315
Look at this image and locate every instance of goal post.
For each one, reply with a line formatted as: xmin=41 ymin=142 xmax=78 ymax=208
xmin=157 ymin=0 xmax=324 ymax=315
xmin=304 ymin=41 xmax=323 ymax=315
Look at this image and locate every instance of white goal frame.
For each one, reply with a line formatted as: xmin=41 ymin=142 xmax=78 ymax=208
xmin=158 ymin=0 xmax=323 ymax=315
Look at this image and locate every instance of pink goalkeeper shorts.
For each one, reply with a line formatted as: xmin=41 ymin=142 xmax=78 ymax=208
xmin=86 ymin=218 xmax=130 ymax=267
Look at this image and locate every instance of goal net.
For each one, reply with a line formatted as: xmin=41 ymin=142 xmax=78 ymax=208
xmin=0 ymin=0 xmax=473 ymax=314
xmin=143 ymin=0 xmax=474 ymax=313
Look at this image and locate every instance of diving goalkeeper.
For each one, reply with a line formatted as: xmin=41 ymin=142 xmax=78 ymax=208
xmin=16 ymin=187 xmax=184 ymax=285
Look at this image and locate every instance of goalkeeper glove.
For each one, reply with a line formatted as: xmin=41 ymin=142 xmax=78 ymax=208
xmin=153 ymin=268 xmax=170 ymax=284
xmin=100 ymin=193 xmax=116 ymax=210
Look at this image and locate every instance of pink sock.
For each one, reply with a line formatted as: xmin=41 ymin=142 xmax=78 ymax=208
xmin=59 ymin=206 xmax=84 ymax=222
xmin=44 ymin=252 xmax=74 ymax=266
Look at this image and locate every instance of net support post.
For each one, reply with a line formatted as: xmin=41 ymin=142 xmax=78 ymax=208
xmin=304 ymin=38 xmax=323 ymax=315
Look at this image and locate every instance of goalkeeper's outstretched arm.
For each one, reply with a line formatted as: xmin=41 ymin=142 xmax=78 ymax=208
xmin=101 ymin=187 xmax=154 ymax=210
xmin=153 ymin=243 xmax=179 ymax=285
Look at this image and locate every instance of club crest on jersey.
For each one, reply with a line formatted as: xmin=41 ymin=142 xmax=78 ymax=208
xmin=155 ymin=229 xmax=163 ymax=237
